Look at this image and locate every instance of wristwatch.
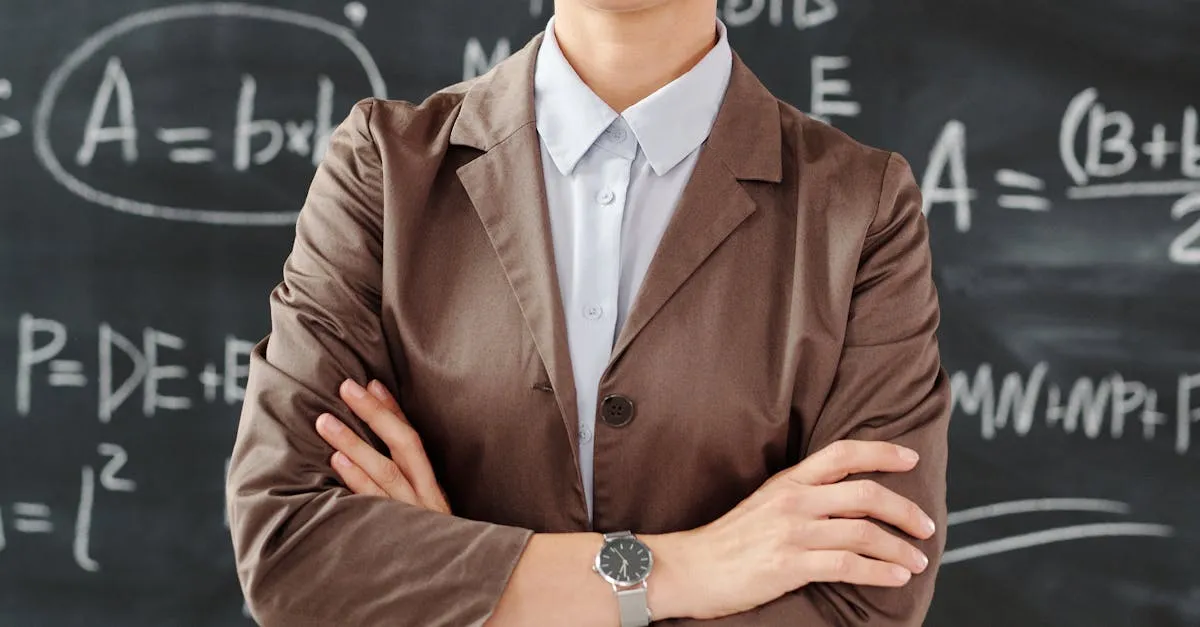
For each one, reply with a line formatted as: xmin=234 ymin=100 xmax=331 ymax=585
xmin=592 ymin=530 xmax=653 ymax=626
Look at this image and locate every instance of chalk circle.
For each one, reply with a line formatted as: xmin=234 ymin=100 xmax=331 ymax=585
xmin=33 ymin=3 xmax=388 ymax=226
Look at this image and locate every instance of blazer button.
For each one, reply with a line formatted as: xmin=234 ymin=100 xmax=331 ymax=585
xmin=599 ymin=394 xmax=635 ymax=427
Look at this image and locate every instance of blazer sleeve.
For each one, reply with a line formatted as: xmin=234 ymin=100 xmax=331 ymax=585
xmin=790 ymin=150 xmax=951 ymax=625
xmin=225 ymin=99 xmax=534 ymax=627
xmin=660 ymin=151 xmax=950 ymax=626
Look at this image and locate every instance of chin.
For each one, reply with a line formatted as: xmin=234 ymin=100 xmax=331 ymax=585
xmin=574 ymin=0 xmax=682 ymax=12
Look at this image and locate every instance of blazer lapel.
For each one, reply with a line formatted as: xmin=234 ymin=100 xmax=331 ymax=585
xmin=449 ymin=36 xmax=787 ymax=482
xmin=451 ymin=34 xmax=587 ymax=496
xmin=456 ymin=131 xmax=578 ymax=427
xmin=604 ymin=52 xmax=784 ymax=377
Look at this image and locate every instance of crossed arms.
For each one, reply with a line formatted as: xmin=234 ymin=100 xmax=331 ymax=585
xmin=225 ymin=100 xmax=951 ymax=626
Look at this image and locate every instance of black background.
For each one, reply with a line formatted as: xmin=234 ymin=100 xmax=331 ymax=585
xmin=1 ymin=1 xmax=1198 ymax=625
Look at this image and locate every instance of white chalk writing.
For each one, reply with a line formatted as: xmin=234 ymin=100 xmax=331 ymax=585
xmin=950 ymin=363 xmax=1197 ymax=454
xmin=0 ymin=78 xmax=21 ymax=140
xmin=15 ymin=314 xmax=253 ymax=421
xmin=32 ymin=3 xmax=388 ymax=226
xmin=810 ymin=56 xmax=859 ymax=125
xmin=721 ymin=0 xmax=839 ymax=30
xmin=464 ymin=37 xmax=511 ymax=81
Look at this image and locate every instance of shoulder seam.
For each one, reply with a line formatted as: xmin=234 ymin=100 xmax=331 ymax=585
xmin=355 ymin=98 xmax=383 ymax=164
xmin=868 ymin=151 xmax=897 ymax=238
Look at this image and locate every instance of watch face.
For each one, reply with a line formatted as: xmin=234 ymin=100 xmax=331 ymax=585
xmin=596 ymin=536 xmax=653 ymax=586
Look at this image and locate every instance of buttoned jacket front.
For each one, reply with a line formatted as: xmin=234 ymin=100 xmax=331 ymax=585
xmin=533 ymin=15 xmax=734 ymax=524
xmin=226 ymin=30 xmax=952 ymax=627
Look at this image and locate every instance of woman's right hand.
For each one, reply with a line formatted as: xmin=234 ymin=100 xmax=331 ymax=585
xmin=669 ymin=440 xmax=936 ymax=621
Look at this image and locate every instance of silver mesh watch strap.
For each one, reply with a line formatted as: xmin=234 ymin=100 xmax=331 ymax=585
xmin=616 ymin=582 xmax=651 ymax=626
xmin=603 ymin=531 xmax=652 ymax=627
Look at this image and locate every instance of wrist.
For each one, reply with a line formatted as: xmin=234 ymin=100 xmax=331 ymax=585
xmin=639 ymin=530 xmax=698 ymax=621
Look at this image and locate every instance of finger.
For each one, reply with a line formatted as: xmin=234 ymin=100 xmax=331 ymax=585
xmin=366 ymin=380 xmax=405 ymax=418
xmin=801 ymin=519 xmax=928 ymax=574
xmin=811 ymin=480 xmax=936 ymax=540
xmin=339 ymin=380 xmax=444 ymax=509
xmin=787 ymin=440 xmax=919 ymax=486
xmin=429 ymin=486 xmax=453 ymax=515
xmin=316 ymin=412 xmax=419 ymax=504
xmin=795 ymin=550 xmax=914 ymax=588
xmin=330 ymin=452 xmax=389 ymax=498
xmin=341 ymin=380 xmax=418 ymax=440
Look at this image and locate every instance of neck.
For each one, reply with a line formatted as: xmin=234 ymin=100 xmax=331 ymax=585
xmin=551 ymin=1 xmax=719 ymax=112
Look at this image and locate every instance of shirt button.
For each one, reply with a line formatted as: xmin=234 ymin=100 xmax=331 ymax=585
xmin=583 ymin=304 xmax=603 ymax=320
xmin=603 ymin=124 xmax=627 ymax=142
xmin=578 ymin=425 xmax=593 ymax=443
xmin=599 ymin=394 xmax=635 ymax=427
xmin=597 ymin=189 xmax=615 ymax=205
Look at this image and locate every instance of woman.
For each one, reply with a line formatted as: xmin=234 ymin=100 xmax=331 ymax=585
xmin=225 ymin=1 xmax=951 ymax=625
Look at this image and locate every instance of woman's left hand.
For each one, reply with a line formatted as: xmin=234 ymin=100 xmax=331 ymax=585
xmin=315 ymin=378 xmax=452 ymax=514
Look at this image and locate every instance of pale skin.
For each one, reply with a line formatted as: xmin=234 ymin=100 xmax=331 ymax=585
xmin=314 ymin=0 xmax=936 ymax=623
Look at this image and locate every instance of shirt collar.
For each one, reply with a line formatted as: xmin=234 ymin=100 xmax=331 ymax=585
xmin=533 ymin=16 xmax=733 ymax=177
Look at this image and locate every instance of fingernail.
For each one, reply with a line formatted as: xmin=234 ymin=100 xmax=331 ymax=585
xmin=342 ymin=379 xmax=367 ymax=399
xmin=923 ymin=517 xmax=936 ymax=535
xmin=367 ymin=380 xmax=389 ymax=401
xmin=332 ymin=451 xmax=350 ymax=468
xmin=898 ymin=447 xmax=920 ymax=463
xmin=914 ymin=550 xmax=929 ymax=570
xmin=892 ymin=565 xmax=912 ymax=582
xmin=317 ymin=413 xmax=342 ymax=433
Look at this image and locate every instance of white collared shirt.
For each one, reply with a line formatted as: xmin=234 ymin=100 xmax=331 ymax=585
xmin=533 ymin=15 xmax=733 ymax=523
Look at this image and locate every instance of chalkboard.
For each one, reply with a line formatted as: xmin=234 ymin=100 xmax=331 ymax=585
xmin=1 ymin=1 xmax=1198 ymax=625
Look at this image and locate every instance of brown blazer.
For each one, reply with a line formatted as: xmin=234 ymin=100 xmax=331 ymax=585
xmin=226 ymin=30 xmax=951 ymax=627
